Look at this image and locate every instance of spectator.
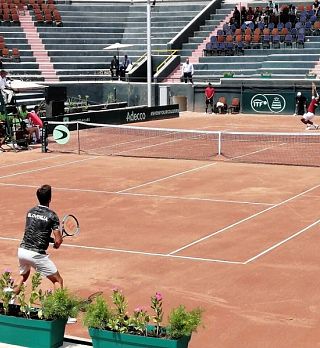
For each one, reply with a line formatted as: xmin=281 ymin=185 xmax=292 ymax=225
xmin=240 ymin=6 xmax=247 ymax=25
xmin=119 ymin=54 xmax=132 ymax=78
xmin=294 ymin=92 xmax=307 ymax=116
xmin=181 ymin=58 xmax=194 ymax=84
xmin=0 ymin=70 xmax=14 ymax=105
xmin=19 ymin=105 xmax=42 ymax=144
xmin=313 ymin=0 xmax=320 ymax=16
xmin=288 ymin=5 xmax=296 ymax=23
xmin=204 ymin=82 xmax=215 ymax=114
xmin=110 ymin=55 xmax=119 ymax=79
xmin=233 ymin=6 xmax=241 ymax=27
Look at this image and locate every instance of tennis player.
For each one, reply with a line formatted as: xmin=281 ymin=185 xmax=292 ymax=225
xmin=16 ymin=184 xmax=63 ymax=294
xmin=301 ymin=95 xmax=320 ymax=130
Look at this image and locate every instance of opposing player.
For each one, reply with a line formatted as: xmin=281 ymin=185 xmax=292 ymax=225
xmin=301 ymin=95 xmax=320 ymax=130
xmin=16 ymin=184 xmax=63 ymax=294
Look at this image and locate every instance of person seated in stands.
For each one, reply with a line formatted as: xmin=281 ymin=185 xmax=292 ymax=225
xmin=110 ymin=55 xmax=120 ymax=79
xmin=232 ymin=6 xmax=241 ymax=28
xmin=246 ymin=6 xmax=254 ymax=21
xmin=270 ymin=4 xmax=279 ymax=24
xmin=119 ymin=54 xmax=132 ymax=78
xmin=0 ymin=70 xmax=14 ymax=105
xmin=253 ymin=6 xmax=262 ymax=23
xmin=288 ymin=5 xmax=297 ymax=23
xmin=280 ymin=5 xmax=290 ymax=24
xmin=263 ymin=6 xmax=273 ymax=25
xmin=313 ymin=0 xmax=320 ymax=16
xmin=240 ymin=6 xmax=247 ymax=24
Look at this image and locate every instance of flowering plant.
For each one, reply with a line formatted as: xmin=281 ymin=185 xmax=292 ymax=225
xmin=83 ymin=288 xmax=203 ymax=339
xmin=0 ymin=270 xmax=80 ymax=321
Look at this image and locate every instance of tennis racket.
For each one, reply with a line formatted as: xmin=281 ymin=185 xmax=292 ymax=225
xmin=312 ymin=82 xmax=318 ymax=98
xmin=61 ymin=214 xmax=80 ymax=238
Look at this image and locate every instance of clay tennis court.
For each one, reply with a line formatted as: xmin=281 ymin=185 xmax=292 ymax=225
xmin=1 ymin=113 xmax=320 ymax=348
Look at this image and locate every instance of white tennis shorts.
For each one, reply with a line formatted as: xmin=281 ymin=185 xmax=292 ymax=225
xmin=303 ymin=112 xmax=315 ymax=121
xmin=18 ymin=247 xmax=57 ymax=277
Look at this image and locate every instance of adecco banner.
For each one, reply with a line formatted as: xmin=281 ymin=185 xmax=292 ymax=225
xmin=46 ymin=104 xmax=180 ymax=125
xmin=242 ymin=91 xmax=295 ymax=114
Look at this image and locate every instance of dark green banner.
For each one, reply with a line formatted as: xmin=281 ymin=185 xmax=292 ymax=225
xmin=242 ymin=91 xmax=295 ymax=114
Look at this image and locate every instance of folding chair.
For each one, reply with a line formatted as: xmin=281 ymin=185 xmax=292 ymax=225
xmin=227 ymin=98 xmax=240 ymax=113
xmin=215 ymin=97 xmax=227 ymax=114
xmin=284 ymin=33 xmax=293 ymax=47
xmin=272 ymin=34 xmax=281 ymax=48
xmin=296 ymin=34 xmax=305 ymax=48
xmin=11 ymin=47 xmax=20 ymax=62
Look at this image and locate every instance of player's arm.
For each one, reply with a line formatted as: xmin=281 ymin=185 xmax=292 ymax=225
xmin=51 ymin=213 xmax=62 ymax=249
xmin=52 ymin=229 xmax=63 ymax=249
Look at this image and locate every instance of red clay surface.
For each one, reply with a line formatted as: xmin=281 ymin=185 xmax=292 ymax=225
xmin=1 ymin=113 xmax=320 ymax=348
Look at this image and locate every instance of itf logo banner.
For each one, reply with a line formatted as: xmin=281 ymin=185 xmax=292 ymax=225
xmin=242 ymin=91 xmax=295 ymax=114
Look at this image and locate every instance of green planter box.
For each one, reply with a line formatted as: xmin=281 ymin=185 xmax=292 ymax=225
xmin=89 ymin=328 xmax=191 ymax=348
xmin=0 ymin=314 xmax=67 ymax=348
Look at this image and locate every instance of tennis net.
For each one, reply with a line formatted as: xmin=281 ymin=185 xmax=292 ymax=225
xmin=44 ymin=121 xmax=320 ymax=167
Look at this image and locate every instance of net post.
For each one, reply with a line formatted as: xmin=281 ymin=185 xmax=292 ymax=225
xmin=218 ymin=131 xmax=222 ymax=156
xmin=41 ymin=121 xmax=48 ymax=153
xmin=77 ymin=122 xmax=80 ymax=155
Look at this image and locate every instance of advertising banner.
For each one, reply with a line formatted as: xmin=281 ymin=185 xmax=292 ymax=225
xmin=242 ymin=91 xmax=295 ymax=114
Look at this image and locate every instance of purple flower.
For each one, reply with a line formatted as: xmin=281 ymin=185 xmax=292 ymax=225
xmin=3 ymin=269 xmax=11 ymax=274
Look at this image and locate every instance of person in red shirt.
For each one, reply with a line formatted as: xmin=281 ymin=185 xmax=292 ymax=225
xmin=205 ymin=82 xmax=215 ymax=114
xmin=301 ymin=96 xmax=320 ymax=130
xmin=27 ymin=106 xmax=43 ymax=128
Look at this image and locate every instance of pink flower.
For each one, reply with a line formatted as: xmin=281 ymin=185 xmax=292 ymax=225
xmin=4 ymin=269 xmax=11 ymax=274
xmin=155 ymin=292 xmax=162 ymax=301
xmin=134 ymin=306 xmax=142 ymax=313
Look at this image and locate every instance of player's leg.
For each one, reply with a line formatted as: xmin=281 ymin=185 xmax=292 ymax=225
xmin=210 ymin=98 xmax=214 ymax=113
xmin=47 ymin=271 xmax=63 ymax=290
xmin=16 ymin=248 xmax=33 ymax=294
xmin=205 ymin=99 xmax=209 ymax=113
xmin=35 ymin=253 xmax=63 ymax=289
xmin=301 ymin=112 xmax=315 ymax=128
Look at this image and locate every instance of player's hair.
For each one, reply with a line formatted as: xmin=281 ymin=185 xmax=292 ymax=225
xmin=37 ymin=184 xmax=52 ymax=205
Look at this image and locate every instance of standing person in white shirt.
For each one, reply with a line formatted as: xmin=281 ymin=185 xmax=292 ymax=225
xmin=181 ymin=58 xmax=194 ymax=84
xmin=0 ymin=70 xmax=14 ymax=105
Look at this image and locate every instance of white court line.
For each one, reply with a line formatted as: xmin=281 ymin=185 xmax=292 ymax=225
xmin=0 ymin=182 xmax=273 ymax=206
xmin=244 ymin=218 xmax=320 ymax=264
xmin=228 ymin=143 xmax=286 ymax=161
xmin=0 ymin=157 xmax=98 ymax=180
xmin=0 ymin=154 xmax=64 ymax=168
xmin=0 ymin=236 xmax=243 ymax=265
xmin=117 ymin=162 xmax=217 ymax=193
xmin=169 ymin=182 xmax=320 ymax=255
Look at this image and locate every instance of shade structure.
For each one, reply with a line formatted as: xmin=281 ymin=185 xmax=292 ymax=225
xmin=103 ymin=42 xmax=134 ymax=62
